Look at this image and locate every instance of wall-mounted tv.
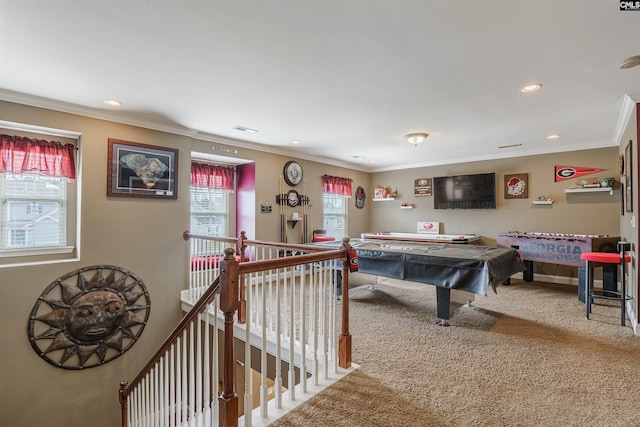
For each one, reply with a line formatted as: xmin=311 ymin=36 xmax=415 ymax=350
xmin=433 ymin=172 xmax=496 ymax=209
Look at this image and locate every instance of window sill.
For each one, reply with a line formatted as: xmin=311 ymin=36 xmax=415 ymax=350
xmin=0 ymin=245 xmax=75 ymax=258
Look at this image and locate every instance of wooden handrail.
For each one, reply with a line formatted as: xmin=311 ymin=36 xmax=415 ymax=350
xmin=121 ymin=233 xmax=353 ymax=427
xmin=183 ymin=230 xmax=331 ymax=254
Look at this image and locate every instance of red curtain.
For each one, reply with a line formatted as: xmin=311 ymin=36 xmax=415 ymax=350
xmin=0 ymin=134 xmax=76 ymax=179
xmin=191 ymin=162 xmax=235 ymax=191
xmin=322 ymin=174 xmax=352 ymax=197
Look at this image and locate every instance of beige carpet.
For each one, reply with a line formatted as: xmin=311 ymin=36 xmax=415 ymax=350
xmin=269 ymin=279 xmax=640 ymax=426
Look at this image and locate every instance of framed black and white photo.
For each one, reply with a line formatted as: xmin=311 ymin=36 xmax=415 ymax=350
xmin=107 ymin=138 xmax=178 ymax=199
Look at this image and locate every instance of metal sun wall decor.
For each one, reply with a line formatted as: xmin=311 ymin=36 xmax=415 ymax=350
xmin=28 ymin=265 xmax=151 ymax=370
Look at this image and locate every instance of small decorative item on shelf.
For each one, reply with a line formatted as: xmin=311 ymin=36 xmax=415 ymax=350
xmin=400 ymin=203 xmax=414 ymax=209
xmin=533 ymin=195 xmax=553 ymax=205
xmin=577 ymin=178 xmax=613 ymax=189
xmin=373 ymin=186 xmax=397 ymax=200
xmin=597 ymin=177 xmax=615 ymax=188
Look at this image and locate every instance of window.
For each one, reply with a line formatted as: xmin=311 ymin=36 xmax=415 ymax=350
xmin=0 ymin=122 xmax=79 ymax=266
xmin=322 ymin=174 xmax=352 ymax=239
xmin=323 ymin=192 xmax=347 ymax=239
xmin=190 ymin=162 xmax=235 ymax=238
xmin=190 ymin=186 xmax=228 ymax=237
xmin=1 ymin=173 xmax=66 ymax=248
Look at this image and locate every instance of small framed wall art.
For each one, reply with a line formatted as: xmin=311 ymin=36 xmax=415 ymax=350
xmin=504 ymin=173 xmax=529 ymax=199
xmin=107 ymin=138 xmax=178 ymax=199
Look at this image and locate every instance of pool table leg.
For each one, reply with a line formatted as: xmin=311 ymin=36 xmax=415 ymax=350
xmin=436 ymin=287 xmax=452 ymax=326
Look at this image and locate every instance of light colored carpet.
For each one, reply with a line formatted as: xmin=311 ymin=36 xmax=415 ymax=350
xmin=269 ymin=279 xmax=640 ymax=426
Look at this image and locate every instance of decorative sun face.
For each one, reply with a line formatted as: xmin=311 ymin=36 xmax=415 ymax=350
xmin=28 ymin=266 xmax=150 ymax=370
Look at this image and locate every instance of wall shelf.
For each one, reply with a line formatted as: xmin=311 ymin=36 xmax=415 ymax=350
xmin=532 ymin=200 xmax=553 ymax=205
xmin=400 ymin=205 xmax=414 ymax=209
xmin=564 ymin=187 xmax=613 ymax=195
xmin=373 ymin=198 xmax=396 ymax=201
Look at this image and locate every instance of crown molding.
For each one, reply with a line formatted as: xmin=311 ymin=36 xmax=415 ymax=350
xmin=0 ymin=89 xmax=372 ymax=172
xmin=613 ymin=93 xmax=640 ymax=146
xmin=0 ymin=89 xmax=199 ymax=137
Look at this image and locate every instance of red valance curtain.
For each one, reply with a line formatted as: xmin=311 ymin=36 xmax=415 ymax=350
xmin=0 ymin=134 xmax=76 ymax=179
xmin=191 ymin=162 xmax=235 ymax=191
xmin=322 ymin=174 xmax=352 ymax=197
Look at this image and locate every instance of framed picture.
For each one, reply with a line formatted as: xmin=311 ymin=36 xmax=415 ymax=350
xmin=414 ymin=178 xmax=432 ymax=196
xmin=107 ymin=138 xmax=178 ymax=199
xmin=625 ymin=141 xmax=633 ymax=213
xmin=504 ymin=173 xmax=529 ymax=199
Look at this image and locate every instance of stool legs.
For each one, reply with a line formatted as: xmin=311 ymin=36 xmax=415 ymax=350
xmin=584 ymin=242 xmax=630 ymax=326
xmin=585 ymin=260 xmax=592 ymax=320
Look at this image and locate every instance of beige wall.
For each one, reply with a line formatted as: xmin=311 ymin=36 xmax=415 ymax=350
xmin=370 ymin=148 xmax=622 ymax=282
xmin=370 ymin=148 xmax=621 ymax=242
xmin=0 ymin=101 xmax=192 ymax=427
xmin=0 ymin=101 xmax=370 ymax=427
xmin=0 ymin=99 xmax=635 ymax=427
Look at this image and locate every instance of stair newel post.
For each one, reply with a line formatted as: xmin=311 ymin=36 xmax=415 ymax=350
xmin=339 ymin=238 xmax=353 ymax=369
xmin=119 ymin=381 xmax=129 ymax=427
xmin=237 ymin=231 xmax=247 ymax=324
xmin=219 ymin=247 xmax=239 ymax=427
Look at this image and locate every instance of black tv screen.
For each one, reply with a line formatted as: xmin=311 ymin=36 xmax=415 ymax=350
xmin=433 ymin=173 xmax=496 ymax=209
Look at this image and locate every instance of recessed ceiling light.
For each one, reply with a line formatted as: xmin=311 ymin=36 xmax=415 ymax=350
xmin=104 ymin=99 xmax=122 ymax=107
xmin=352 ymin=155 xmax=366 ymax=160
xmin=291 ymin=140 xmax=301 ymax=144
xmin=546 ymin=134 xmax=561 ymax=139
xmin=620 ymin=55 xmax=640 ymax=69
xmin=369 ymin=160 xmax=376 ymax=163
xmin=234 ymin=126 xmax=259 ymax=133
xmin=521 ymin=83 xmax=543 ymax=93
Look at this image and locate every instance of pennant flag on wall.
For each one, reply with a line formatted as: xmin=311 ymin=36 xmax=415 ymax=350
xmin=554 ymin=165 xmax=607 ymax=182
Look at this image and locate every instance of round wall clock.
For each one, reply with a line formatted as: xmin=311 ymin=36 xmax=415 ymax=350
xmin=283 ymin=161 xmax=303 ymax=186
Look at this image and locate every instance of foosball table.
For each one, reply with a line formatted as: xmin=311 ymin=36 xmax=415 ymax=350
xmin=496 ymin=232 xmax=620 ymax=301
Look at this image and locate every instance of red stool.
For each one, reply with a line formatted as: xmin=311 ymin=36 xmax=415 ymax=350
xmin=581 ymin=241 xmax=631 ymax=326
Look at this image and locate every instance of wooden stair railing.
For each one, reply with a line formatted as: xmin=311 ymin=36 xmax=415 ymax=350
xmin=120 ymin=235 xmax=354 ymax=427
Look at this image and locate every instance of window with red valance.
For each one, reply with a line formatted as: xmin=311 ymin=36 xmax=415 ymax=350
xmin=191 ymin=162 xmax=235 ymax=191
xmin=0 ymin=134 xmax=76 ymax=179
xmin=0 ymin=127 xmax=79 ymax=262
xmin=322 ymin=174 xmax=352 ymax=197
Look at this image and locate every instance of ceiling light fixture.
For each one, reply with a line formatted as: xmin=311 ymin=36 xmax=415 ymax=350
xmin=404 ymin=132 xmax=429 ymax=147
xmin=234 ymin=126 xmax=259 ymax=133
xmin=521 ymin=83 xmax=543 ymax=93
xmin=104 ymin=99 xmax=122 ymax=107
xmin=352 ymin=155 xmax=367 ymax=160
xmin=620 ymin=55 xmax=640 ymax=69
xmin=546 ymin=134 xmax=561 ymax=139
xmin=291 ymin=140 xmax=300 ymax=144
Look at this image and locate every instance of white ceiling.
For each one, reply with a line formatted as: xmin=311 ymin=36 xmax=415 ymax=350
xmin=1 ymin=1 xmax=639 ymax=172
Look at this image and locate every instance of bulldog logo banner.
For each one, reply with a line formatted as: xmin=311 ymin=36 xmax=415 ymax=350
xmin=554 ymin=166 xmax=606 ymax=182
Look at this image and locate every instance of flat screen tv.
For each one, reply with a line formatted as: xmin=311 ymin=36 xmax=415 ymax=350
xmin=433 ymin=172 xmax=496 ymax=209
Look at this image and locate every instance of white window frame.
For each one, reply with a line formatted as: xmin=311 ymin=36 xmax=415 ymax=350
xmin=322 ymin=192 xmax=348 ymax=239
xmin=0 ymin=121 xmax=81 ymax=267
xmin=190 ymin=184 xmax=231 ymax=238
